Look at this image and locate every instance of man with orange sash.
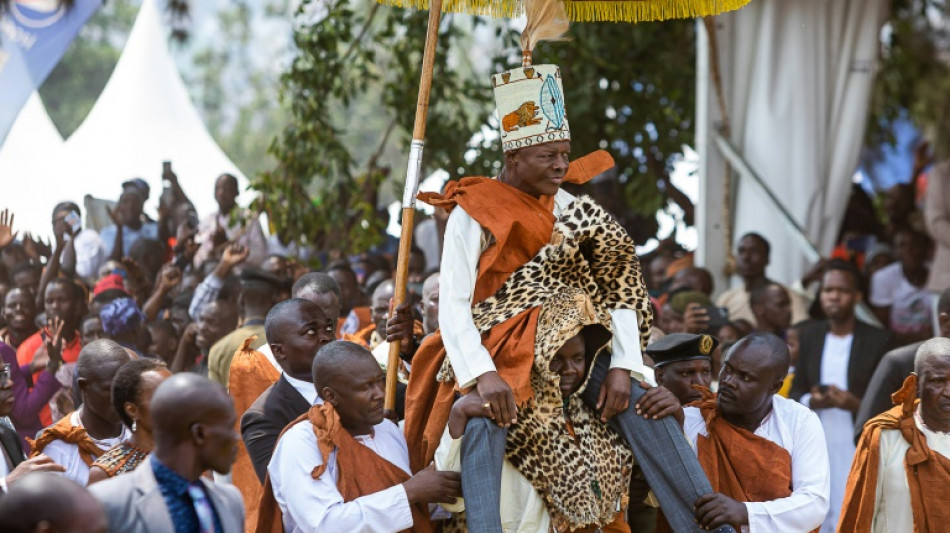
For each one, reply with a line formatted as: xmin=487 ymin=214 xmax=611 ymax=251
xmin=683 ymin=333 xmax=829 ymax=532
xmin=261 ymin=341 xmax=460 ymax=532
xmin=837 ymin=338 xmax=950 ymax=532
xmin=30 ymin=339 xmax=132 ymax=486
xmin=404 ymin=13 xmax=731 ymax=532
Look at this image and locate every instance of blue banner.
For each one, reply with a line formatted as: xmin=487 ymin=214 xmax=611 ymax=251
xmin=0 ymin=0 xmax=102 ymax=146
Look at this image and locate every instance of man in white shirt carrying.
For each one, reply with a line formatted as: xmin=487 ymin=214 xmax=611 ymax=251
xmin=685 ymin=333 xmax=830 ymax=532
xmin=263 ymin=341 xmax=460 ymax=533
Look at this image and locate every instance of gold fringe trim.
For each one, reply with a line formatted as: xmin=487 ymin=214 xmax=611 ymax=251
xmin=376 ymin=0 xmax=752 ymax=23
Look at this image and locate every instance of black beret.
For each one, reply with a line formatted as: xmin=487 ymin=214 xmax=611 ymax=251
xmin=239 ymin=267 xmax=283 ymax=287
xmin=646 ymin=333 xmax=719 ymax=368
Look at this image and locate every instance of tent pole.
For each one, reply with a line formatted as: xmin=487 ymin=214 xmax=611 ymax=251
xmin=386 ymin=0 xmax=444 ymax=411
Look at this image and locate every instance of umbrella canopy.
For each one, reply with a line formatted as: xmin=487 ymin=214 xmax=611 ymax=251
xmin=378 ymin=0 xmax=752 ymax=22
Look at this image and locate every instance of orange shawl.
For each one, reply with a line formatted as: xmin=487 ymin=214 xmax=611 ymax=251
xmin=256 ymin=403 xmax=433 ymax=533
xmin=403 ymin=151 xmax=615 ymax=473
xmin=228 ymin=336 xmax=281 ymax=533
xmin=837 ymin=374 xmax=950 ymax=533
xmin=695 ymin=389 xmax=795 ymax=504
xmin=29 ymin=414 xmax=102 ymax=466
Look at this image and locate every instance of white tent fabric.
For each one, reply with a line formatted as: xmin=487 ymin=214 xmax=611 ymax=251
xmin=0 ymin=92 xmax=66 ymax=240
xmin=59 ymin=0 xmax=247 ymax=221
xmin=700 ymin=0 xmax=889 ymax=287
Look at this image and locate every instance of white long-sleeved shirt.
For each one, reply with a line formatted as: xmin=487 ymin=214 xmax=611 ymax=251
xmin=871 ymin=406 xmax=950 ymax=532
xmin=268 ymin=418 xmax=414 ymax=533
xmin=439 ymin=187 xmax=645 ymax=388
xmin=683 ymin=395 xmax=831 ymax=533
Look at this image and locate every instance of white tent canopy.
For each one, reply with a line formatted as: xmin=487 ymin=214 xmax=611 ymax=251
xmin=697 ymin=0 xmax=889 ymax=291
xmin=58 ymin=0 xmax=247 ymax=223
xmin=0 ymin=92 xmax=67 ymax=241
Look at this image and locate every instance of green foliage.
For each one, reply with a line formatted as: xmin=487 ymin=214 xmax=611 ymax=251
xmin=866 ymin=0 xmax=950 ymax=158
xmin=258 ymin=3 xmax=696 ymax=251
xmin=252 ymin=0 xmax=489 ymax=255
xmin=187 ymin=0 xmax=290 ymax=179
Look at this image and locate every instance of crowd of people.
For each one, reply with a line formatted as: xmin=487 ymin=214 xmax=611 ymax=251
xmin=2 ymin=11 xmax=950 ymax=533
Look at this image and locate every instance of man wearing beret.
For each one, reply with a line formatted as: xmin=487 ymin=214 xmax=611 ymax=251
xmin=649 ymin=333 xmax=716 ymax=406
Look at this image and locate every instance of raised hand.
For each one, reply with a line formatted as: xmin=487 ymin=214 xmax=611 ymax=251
xmin=221 ymin=243 xmax=250 ymax=268
xmin=0 ymin=208 xmax=17 ymax=248
xmin=44 ymin=317 xmax=65 ymax=375
xmin=158 ymin=264 xmax=183 ymax=291
xmin=4 ymin=455 xmax=66 ymax=487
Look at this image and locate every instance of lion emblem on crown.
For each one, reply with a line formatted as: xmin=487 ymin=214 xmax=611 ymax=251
xmin=502 ymin=101 xmax=542 ymax=132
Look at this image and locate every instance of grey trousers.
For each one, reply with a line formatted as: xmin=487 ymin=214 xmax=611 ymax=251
xmin=460 ymin=354 xmax=736 ymax=533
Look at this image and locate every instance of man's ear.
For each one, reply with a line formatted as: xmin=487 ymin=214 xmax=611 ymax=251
xmin=77 ymin=377 xmax=88 ymax=394
xmin=322 ymin=387 xmax=337 ymax=406
xmin=654 ymin=366 xmax=665 ymax=385
xmin=770 ymin=376 xmax=785 ymax=395
xmin=191 ymin=423 xmax=206 ymax=444
xmin=271 ymin=343 xmax=284 ymax=361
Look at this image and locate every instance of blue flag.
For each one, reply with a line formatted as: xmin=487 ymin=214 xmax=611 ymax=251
xmin=0 ymin=0 xmax=102 ymax=146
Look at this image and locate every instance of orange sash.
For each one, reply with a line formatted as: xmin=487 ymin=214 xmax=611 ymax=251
xmin=695 ymin=389 xmax=795 ymax=504
xmin=29 ymin=414 xmax=102 ymax=466
xmin=256 ymin=403 xmax=433 ymax=533
xmin=838 ymin=374 xmax=950 ymax=533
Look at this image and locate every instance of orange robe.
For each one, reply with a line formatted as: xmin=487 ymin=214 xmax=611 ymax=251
xmin=838 ymin=374 xmax=950 ymax=533
xmin=404 ymin=151 xmax=614 ymax=473
xmin=657 ymin=389 xmax=812 ymax=533
xmin=228 ymin=336 xmax=281 ymax=533
xmin=256 ymin=403 xmax=434 ymax=533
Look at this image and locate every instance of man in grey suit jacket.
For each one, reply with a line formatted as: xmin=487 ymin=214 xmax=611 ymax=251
xmin=90 ymin=373 xmax=244 ymax=533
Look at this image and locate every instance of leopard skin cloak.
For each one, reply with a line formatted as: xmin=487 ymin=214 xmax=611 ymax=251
xmin=441 ymin=195 xmax=653 ymax=531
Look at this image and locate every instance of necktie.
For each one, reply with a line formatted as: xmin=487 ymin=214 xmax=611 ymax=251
xmin=187 ymin=482 xmax=215 ymax=533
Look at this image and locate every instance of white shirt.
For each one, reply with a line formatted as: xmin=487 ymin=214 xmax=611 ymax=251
xmin=872 ymin=406 xmax=950 ymax=532
xmin=268 ymin=418 xmax=414 ymax=533
xmin=683 ymin=395 xmax=830 ymax=533
xmin=43 ymin=410 xmax=131 ymax=486
xmin=439 ymin=187 xmax=644 ymax=387
xmin=814 ymin=333 xmax=856 ymax=533
xmin=869 ymin=262 xmax=934 ymax=335
xmin=283 ymin=372 xmax=323 ymax=406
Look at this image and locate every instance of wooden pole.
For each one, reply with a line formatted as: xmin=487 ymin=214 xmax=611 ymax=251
xmin=385 ymin=0 xmax=444 ymax=410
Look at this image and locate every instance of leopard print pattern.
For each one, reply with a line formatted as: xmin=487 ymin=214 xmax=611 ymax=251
xmin=443 ymin=196 xmax=650 ymax=530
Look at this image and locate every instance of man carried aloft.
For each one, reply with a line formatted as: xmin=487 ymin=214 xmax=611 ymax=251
xmin=435 ymin=296 xmax=682 ymax=532
xmin=260 ymin=340 xmax=460 ymax=532
xmin=683 ymin=333 xmax=830 ymax=532
xmin=404 ymin=2 xmax=728 ymax=532
xmin=838 ymin=337 xmax=950 ymax=532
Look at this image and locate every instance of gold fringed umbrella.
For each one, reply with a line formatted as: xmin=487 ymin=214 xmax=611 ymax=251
xmin=380 ymin=0 xmax=750 ymax=23
xmin=382 ymin=0 xmax=751 ymax=410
